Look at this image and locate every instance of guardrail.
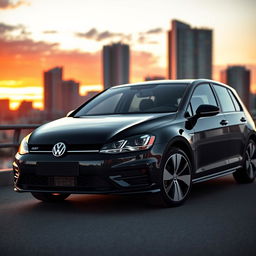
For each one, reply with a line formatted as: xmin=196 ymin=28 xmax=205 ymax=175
xmin=0 ymin=124 xmax=40 ymax=152
xmin=0 ymin=124 xmax=41 ymax=186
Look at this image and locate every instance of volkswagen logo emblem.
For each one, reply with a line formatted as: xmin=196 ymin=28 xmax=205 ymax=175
xmin=52 ymin=142 xmax=66 ymax=157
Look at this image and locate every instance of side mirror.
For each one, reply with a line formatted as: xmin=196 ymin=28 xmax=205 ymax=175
xmin=66 ymin=110 xmax=74 ymax=117
xmin=196 ymin=104 xmax=220 ymax=118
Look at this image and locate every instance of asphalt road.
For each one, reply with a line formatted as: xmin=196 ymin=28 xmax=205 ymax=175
xmin=0 ymin=175 xmax=255 ymax=256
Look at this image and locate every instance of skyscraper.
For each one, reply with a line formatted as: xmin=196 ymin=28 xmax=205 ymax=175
xmin=62 ymin=79 xmax=80 ymax=113
xmin=168 ymin=20 xmax=212 ymax=79
xmin=223 ymin=66 xmax=251 ymax=110
xmin=44 ymin=67 xmax=63 ymax=117
xmin=18 ymin=100 xmax=33 ymax=117
xmin=103 ymin=43 xmax=130 ymax=89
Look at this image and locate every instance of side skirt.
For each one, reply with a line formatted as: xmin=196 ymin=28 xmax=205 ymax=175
xmin=192 ymin=166 xmax=241 ymax=184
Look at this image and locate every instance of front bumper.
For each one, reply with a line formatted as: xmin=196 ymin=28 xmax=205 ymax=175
xmin=13 ymin=149 xmax=162 ymax=194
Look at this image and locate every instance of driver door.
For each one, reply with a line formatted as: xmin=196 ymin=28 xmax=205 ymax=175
xmin=190 ymin=83 xmax=229 ymax=176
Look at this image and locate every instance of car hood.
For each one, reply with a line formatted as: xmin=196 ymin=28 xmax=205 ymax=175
xmin=29 ymin=113 xmax=175 ymax=145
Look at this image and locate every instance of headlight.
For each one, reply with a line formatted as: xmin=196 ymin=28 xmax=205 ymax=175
xmin=100 ymin=134 xmax=155 ymax=154
xmin=18 ymin=133 xmax=31 ymax=155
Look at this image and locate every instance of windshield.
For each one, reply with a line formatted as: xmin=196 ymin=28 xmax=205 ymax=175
xmin=74 ymin=83 xmax=188 ymax=116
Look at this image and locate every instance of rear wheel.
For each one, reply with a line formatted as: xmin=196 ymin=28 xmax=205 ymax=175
xmin=31 ymin=192 xmax=70 ymax=202
xmin=233 ymin=139 xmax=256 ymax=183
xmin=152 ymin=148 xmax=192 ymax=207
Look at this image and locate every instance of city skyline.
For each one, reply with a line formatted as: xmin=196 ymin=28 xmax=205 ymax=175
xmin=0 ymin=0 xmax=256 ymax=109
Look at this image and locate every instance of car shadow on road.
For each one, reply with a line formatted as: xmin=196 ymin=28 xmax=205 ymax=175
xmin=15 ymin=175 xmax=250 ymax=215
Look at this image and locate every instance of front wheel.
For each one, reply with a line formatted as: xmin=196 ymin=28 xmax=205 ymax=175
xmin=152 ymin=148 xmax=192 ymax=207
xmin=233 ymin=140 xmax=256 ymax=184
xmin=31 ymin=192 xmax=70 ymax=202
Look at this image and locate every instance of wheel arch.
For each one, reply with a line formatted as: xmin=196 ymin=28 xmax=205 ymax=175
xmin=249 ymin=133 xmax=256 ymax=144
xmin=163 ymin=136 xmax=195 ymax=170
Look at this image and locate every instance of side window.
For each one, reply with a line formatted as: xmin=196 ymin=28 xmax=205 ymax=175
xmin=190 ymin=84 xmax=217 ymax=114
xmin=228 ymin=90 xmax=242 ymax=111
xmin=213 ymin=85 xmax=236 ymax=112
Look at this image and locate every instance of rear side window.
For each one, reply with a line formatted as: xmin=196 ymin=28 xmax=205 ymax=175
xmin=213 ymin=85 xmax=235 ymax=112
xmin=190 ymin=83 xmax=217 ymax=114
xmin=228 ymin=90 xmax=242 ymax=111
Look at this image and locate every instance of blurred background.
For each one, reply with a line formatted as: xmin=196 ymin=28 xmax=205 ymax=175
xmin=0 ymin=0 xmax=256 ymax=168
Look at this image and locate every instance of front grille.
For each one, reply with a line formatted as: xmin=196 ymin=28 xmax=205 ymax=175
xmin=29 ymin=144 xmax=101 ymax=153
xmin=19 ymin=174 xmax=48 ymax=186
xmin=18 ymin=174 xmax=114 ymax=191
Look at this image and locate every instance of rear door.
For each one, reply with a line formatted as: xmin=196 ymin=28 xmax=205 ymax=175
xmin=212 ymin=84 xmax=247 ymax=168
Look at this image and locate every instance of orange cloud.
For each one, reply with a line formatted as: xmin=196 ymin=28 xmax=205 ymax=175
xmin=131 ymin=51 xmax=166 ymax=81
xmin=0 ymin=0 xmax=29 ymax=9
xmin=0 ymin=35 xmax=164 ymax=109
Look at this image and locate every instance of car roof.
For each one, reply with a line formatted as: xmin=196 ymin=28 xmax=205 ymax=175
xmin=113 ymin=79 xmax=232 ymax=90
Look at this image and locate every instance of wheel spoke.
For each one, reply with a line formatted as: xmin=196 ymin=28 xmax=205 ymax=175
xmin=251 ymin=159 xmax=256 ymax=168
xmin=175 ymin=154 xmax=182 ymax=173
xmin=163 ymin=169 xmax=173 ymax=181
xmin=165 ymin=180 xmax=174 ymax=194
xmin=248 ymin=163 xmax=254 ymax=178
xmin=173 ymin=180 xmax=183 ymax=201
xmin=177 ymin=174 xmax=191 ymax=186
xmin=177 ymin=162 xmax=188 ymax=176
xmin=250 ymin=143 xmax=256 ymax=158
xmin=246 ymin=159 xmax=250 ymax=169
xmin=171 ymin=155 xmax=176 ymax=173
xmin=248 ymin=144 xmax=251 ymax=157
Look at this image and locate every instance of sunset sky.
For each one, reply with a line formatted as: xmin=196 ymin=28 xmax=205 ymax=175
xmin=0 ymin=0 xmax=256 ymax=110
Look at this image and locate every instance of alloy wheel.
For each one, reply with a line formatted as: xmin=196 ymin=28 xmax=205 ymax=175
xmin=163 ymin=153 xmax=191 ymax=202
xmin=245 ymin=141 xmax=256 ymax=179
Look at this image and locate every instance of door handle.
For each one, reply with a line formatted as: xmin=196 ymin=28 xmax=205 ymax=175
xmin=220 ymin=120 xmax=228 ymax=126
xmin=240 ymin=117 xmax=246 ymax=122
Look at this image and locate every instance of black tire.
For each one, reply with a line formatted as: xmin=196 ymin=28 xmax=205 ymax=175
xmin=151 ymin=148 xmax=192 ymax=207
xmin=31 ymin=192 xmax=70 ymax=202
xmin=233 ymin=139 xmax=256 ymax=184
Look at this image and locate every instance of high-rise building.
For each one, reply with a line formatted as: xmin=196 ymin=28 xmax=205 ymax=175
xmin=18 ymin=101 xmax=33 ymax=117
xmin=145 ymin=75 xmax=165 ymax=81
xmin=222 ymin=66 xmax=251 ymax=110
xmin=103 ymin=43 xmax=130 ymax=89
xmin=44 ymin=67 xmax=63 ymax=117
xmin=85 ymin=91 xmax=99 ymax=101
xmin=0 ymin=99 xmax=10 ymax=120
xmin=0 ymin=99 xmax=9 ymax=112
xmin=62 ymin=80 xmax=80 ymax=113
xmin=168 ymin=20 xmax=212 ymax=79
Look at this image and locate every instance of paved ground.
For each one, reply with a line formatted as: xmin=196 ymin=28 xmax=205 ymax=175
xmin=0 ymin=175 xmax=255 ymax=256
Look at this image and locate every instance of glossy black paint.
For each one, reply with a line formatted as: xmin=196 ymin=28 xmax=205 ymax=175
xmin=13 ymin=79 xmax=256 ymax=194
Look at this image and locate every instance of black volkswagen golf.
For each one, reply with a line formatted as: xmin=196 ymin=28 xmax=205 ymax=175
xmin=14 ymin=79 xmax=256 ymax=206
